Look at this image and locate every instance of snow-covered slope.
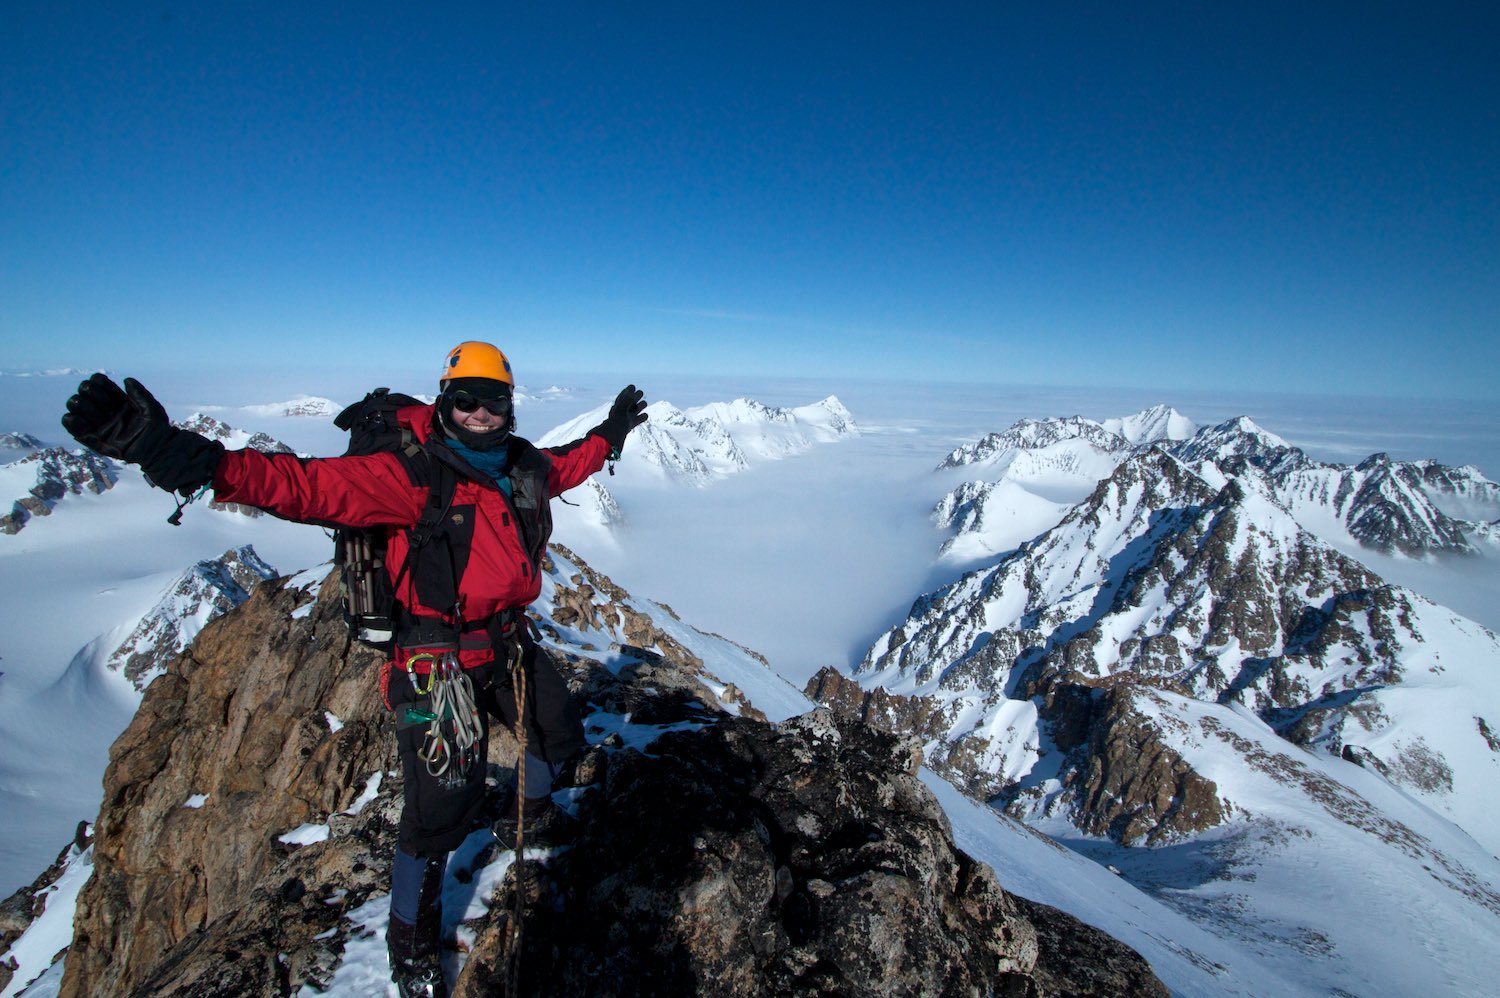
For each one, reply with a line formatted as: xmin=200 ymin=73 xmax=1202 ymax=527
xmin=1023 ymin=687 xmax=1500 ymax=998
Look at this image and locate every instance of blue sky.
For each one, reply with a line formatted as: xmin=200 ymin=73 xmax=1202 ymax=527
xmin=3 ymin=3 xmax=1496 ymax=399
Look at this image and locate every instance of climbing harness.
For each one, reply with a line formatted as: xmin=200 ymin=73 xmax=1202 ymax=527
xmin=404 ymin=651 xmax=483 ymax=787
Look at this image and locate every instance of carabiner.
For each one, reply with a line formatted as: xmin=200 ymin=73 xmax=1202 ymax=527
xmin=405 ymin=652 xmax=440 ymax=696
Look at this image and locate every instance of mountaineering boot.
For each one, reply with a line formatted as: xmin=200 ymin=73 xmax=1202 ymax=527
xmin=387 ymin=913 xmax=449 ymax=998
xmin=387 ymin=849 xmax=448 ymax=997
xmin=492 ymin=794 xmax=578 ymax=849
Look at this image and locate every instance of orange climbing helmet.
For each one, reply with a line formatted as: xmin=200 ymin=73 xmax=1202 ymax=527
xmin=440 ymin=341 xmax=514 ymax=388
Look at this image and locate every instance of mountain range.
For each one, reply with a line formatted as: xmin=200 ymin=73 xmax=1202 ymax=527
xmin=2 ymin=391 xmax=1498 ymax=996
xmin=933 ymin=405 xmax=1500 ymax=564
xmin=810 ymin=405 xmax=1500 ymax=996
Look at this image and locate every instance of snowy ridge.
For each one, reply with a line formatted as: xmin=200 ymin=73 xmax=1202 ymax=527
xmin=176 ymin=412 xmax=296 ymax=455
xmin=106 ymin=545 xmax=279 ymax=690
xmin=0 ymin=432 xmax=46 ymax=464
xmin=937 ymin=415 xmax=1134 ymax=471
xmin=1 ymin=445 xmax=118 ymax=535
xmin=1411 ymin=459 xmax=1500 ymax=522
xmin=1170 ymin=415 xmax=1302 ymax=469
xmin=931 ymin=407 xmax=1186 ymax=563
xmin=1256 ymin=453 xmax=1473 ymax=555
xmin=935 ymin=407 xmax=1500 ymax=561
xmin=1099 ymin=403 xmax=1198 ymax=445
xmin=539 ymin=394 xmax=858 ymax=488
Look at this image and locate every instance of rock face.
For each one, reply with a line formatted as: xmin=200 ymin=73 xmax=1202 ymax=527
xmin=1029 ymin=681 xmax=1226 ymax=845
xmin=61 ymin=569 xmax=392 ymax=998
xmin=49 ymin=548 xmax=1167 ymax=998
xmin=458 ymin=710 xmax=1168 ymax=998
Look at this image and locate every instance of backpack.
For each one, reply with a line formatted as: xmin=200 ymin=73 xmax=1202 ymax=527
xmin=332 ymin=388 xmax=456 ymax=649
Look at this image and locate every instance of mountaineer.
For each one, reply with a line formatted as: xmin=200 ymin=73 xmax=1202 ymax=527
xmin=62 ymin=342 xmax=648 ymax=998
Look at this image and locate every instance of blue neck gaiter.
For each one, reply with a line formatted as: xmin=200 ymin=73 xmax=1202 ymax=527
xmin=446 ymin=439 xmax=512 ymax=497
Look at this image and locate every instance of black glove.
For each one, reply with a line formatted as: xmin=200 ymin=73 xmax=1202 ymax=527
xmin=62 ymin=373 xmax=224 ymax=496
xmin=592 ymin=385 xmax=649 ymax=454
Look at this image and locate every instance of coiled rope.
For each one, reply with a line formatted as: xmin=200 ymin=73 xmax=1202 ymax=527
xmin=503 ymin=635 xmax=529 ymax=997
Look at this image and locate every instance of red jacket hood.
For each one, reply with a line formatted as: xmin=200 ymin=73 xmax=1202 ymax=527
xmin=398 ymin=403 xmax=441 ymax=444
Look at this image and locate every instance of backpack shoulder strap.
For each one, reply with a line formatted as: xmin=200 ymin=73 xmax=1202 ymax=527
xmin=407 ymin=443 xmax=458 ymax=549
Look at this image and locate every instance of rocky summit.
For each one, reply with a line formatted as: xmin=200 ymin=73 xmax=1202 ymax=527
xmin=29 ymin=546 xmax=1166 ymax=997
xmin=462 ymin=710 xmax=1163 ymax=998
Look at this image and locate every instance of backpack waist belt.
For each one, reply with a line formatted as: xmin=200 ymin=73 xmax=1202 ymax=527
xmin=397 ymin=608 xmax=526 ymax=652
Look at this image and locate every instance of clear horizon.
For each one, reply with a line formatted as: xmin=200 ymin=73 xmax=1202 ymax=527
xmin=3 ymin=4 xmax=1497 ymax=400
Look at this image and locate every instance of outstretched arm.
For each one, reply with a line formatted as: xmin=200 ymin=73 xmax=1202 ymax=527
xmin=63 ymin=373 xmax=424 ymax=529
xmin=215 ymin=449 xmax=426 ymax=529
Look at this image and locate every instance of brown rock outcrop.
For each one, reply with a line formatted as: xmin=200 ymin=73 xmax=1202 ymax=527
xmin=48 ymin=551 xmax=1170 ymax=997
xmin=62 ymin=570 xmax=392 ymax=998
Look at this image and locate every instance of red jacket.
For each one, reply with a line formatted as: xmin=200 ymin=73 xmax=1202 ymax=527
xmin=213 ymin=403 xmax=611 ymax=663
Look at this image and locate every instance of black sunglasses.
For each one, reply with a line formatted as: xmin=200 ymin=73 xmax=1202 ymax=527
xmin=449 ymin=390 xmax=513 ymax=417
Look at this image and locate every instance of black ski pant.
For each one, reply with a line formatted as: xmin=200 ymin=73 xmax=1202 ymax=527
xmin=387 ymin=637 xmax=585 ymax=859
